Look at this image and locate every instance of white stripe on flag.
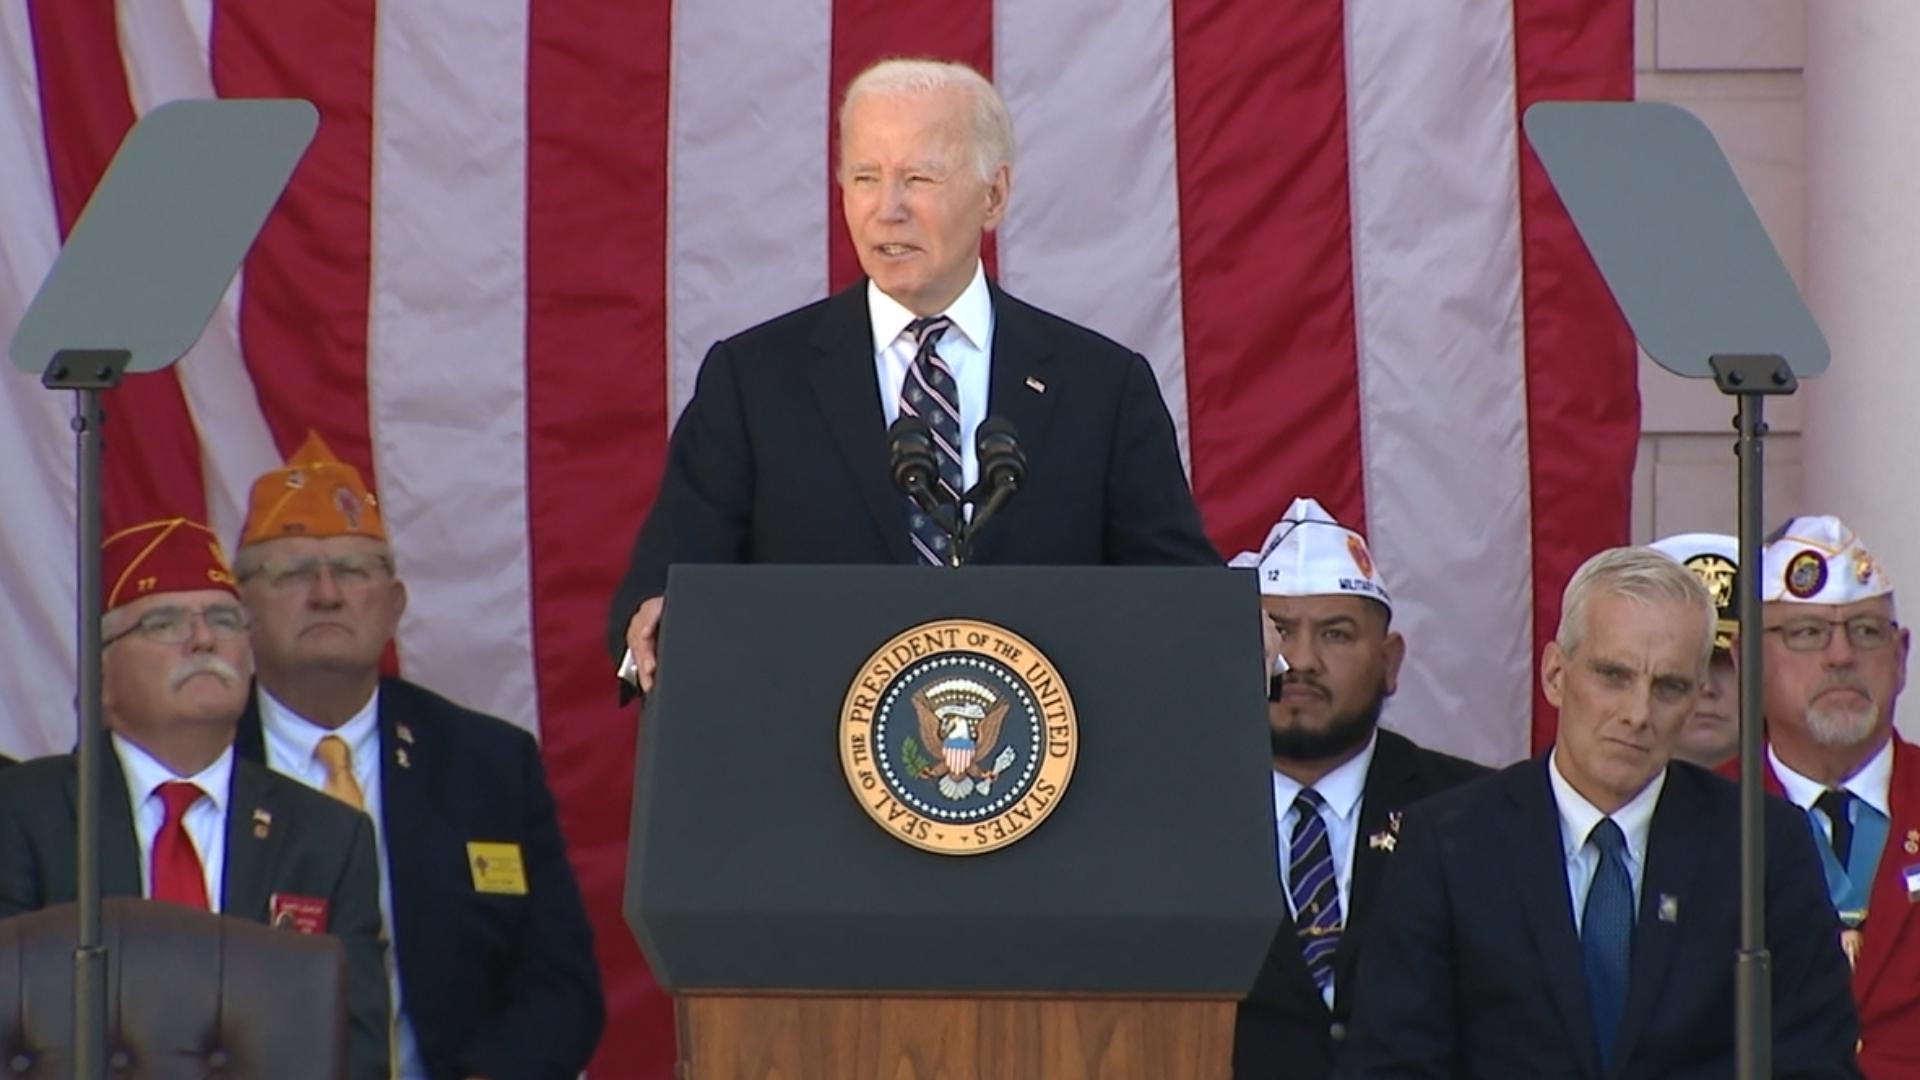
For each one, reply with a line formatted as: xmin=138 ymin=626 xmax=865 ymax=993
xmin=116 ymin=0 xmax=281 ymax=549
xmin=0 ymin=2 xmax=82 ymax=759
xmin=995 ymin=0 xmax=1191 ymax=466
xmin=1346 ymin=0 xmax=1534 ymax=764
xmin=668 ymin=0 xmax=833 ymax=423
xmin=367 ymin=0 xmax=538 ymax=732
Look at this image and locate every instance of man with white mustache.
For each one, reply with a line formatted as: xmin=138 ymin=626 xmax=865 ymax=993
xmin=0 ymin=517 xmax=391 ymax=1079
xmin=1754 ymin=515 xmax=1920 ymax=1077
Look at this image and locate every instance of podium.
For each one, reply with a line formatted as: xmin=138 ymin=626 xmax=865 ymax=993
xmin=626 ymin=565 xmax=1285 ymax=1079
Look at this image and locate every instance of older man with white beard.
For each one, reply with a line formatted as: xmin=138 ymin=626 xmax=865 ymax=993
xmin=0 ymin=518 xmax=391 ymax=1079
xmin=1754 ymin=515 xmax=1920 ymax=1078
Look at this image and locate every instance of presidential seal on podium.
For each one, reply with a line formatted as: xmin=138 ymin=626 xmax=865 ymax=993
xmin=839 ymin=619 xmax=1078 ymax=855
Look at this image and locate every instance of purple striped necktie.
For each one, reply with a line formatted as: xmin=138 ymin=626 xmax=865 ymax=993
xmin=1289 ymin=788 xmax=1344 ymax=993
xmin=899 ymin=315 xmax=961 ymax=565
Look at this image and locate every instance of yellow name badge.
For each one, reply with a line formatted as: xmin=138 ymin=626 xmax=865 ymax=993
xmin=466 ymin=841 xmax=529 ymax=895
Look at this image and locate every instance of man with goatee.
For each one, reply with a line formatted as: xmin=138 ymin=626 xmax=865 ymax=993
xmin=1229 ymin=497 xmax=1485 ymax=1079
xmin=1754 ymin=515 xmax=1920 ymax=1077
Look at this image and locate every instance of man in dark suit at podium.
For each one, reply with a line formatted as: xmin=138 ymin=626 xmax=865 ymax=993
xmin=1338 ymin=546 xmax=1859 ymax=1079
xmin=1227 ymin=498 xmax=1485 ymax=1079
xmin=608 ymin=57 xmax=1218 ymax=692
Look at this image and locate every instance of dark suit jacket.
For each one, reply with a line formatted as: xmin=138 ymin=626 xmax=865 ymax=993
xmin=238 ymin=678 xmax=604 ymax=1080
xmin=1234 ymin=729 xmax=1488 ymax=1079
xmin=0 ymin=746 xmax=390 ymax=1080
xmin=607 ymin=279 xmax=1220 ymax=660
xmin=1336 ymin=756 xmax=1860 ymax=1080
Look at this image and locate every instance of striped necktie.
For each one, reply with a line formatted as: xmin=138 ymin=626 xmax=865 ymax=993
xmin=1289 ymin=788 xmax=1344 ymax=993
xmin=898 ymin=315 xmax=962 ymax=565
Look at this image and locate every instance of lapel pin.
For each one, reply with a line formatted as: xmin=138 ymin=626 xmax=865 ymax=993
xmin=396 ymin=723 xmax=415 ymax=745
xmin=1905 ymin=828 xmax=1918 ymax=855
xmin=1658 ymin=893 xmax=1679 ymax=924
xmin=252 ymin=808 xmax=272 ymax=839
xmin=1024 ymin=375 xmax=1046 ymax=394
xmin=396 ymin=748 xmax=411 ymax=769
xmin=1368 ymin=810 xmax=1405 ymax=853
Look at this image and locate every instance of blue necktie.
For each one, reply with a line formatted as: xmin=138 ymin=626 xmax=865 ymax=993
xmin=1288 ymin=789 xmax=1344 ymax=994
xmin=1814 ymin=788 xmax=1855 ymax=865
xmin=1583 ymin=817 xmax=1633 ymax=1071
xmin=899 ymin=315 xmax=962 ymax=565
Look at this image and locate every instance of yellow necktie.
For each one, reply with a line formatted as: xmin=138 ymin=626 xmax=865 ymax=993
xmin=314 ymin=735 xmax=366 ymax=811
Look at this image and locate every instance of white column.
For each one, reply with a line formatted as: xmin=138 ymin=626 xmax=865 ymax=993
xmin=1801 ymin=2 xmax=1920 ymax=741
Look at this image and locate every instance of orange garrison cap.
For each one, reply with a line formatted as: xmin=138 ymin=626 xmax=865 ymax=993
xmin=102 ymin=518 xmax=239 ymax=610
xmin=239 ymin=431 xmax=385 ymax=546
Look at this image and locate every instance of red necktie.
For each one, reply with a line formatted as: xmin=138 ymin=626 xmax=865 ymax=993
xmin=151 ymin=781 xmax=210 ymax=910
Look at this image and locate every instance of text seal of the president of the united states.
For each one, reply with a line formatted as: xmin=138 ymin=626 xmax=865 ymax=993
xmin=839 ymin=619 xmax=1078 ymax=855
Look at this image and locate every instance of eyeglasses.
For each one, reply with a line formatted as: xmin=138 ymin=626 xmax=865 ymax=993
xmin=1763 ymin=616 xmax=1900 ymax=653
xmin=241 ymin=554 xmax=393 ymax=592
xmin=103 ymin=604 xmax=251 ymax=647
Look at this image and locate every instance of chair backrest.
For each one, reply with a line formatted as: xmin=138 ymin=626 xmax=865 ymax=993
xmin=0 ymin=898 xmax=347 ymax=1079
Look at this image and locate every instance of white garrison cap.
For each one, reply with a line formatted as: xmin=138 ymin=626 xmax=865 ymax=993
xmin=1228 ymin=497 xmax=1390 ymax=609
xmin=1650 ymin=532 xmax=1738 ymax=650
xmin=1761 ymin=515 xmax=1893 ymax=605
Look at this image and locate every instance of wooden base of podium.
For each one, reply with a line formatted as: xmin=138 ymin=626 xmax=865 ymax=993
xmin=676 ymin=995 xmax=1233 ymax=1079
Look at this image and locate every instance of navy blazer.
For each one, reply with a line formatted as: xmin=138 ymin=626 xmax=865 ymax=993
xmin=238 ymin=679 xmax=603 ymax=1080
xmin=607 ymin=278 xmax=1220 ymax=661
xmin=1234 ymin=729 xmax=1489 ymax=1079
xmin=1336 ymin=756 xmax=1860 ymax=1080
xmin=0 ymin=747 xmax=390 ymax=1079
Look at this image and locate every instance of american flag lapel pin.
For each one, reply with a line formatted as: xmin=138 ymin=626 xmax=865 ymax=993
xmin=396 ymin=723 xmax=415 ymax=745
xmin=1024 ymin=375 xmax=1046 ymax=394
xmin=1658 ymin=894 xmax=1679 ymax=923
xmin=252 ymin=808 xmax=272 ymax=839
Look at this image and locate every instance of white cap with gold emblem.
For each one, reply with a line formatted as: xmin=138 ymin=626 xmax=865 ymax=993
xmin=1761 ymin=514 xmax=1894 ymax=606
xmin=1650 ymin=532 xmax=1738 ymax=651
xmin=1228 ymin=497 xmax=1390 ymax=610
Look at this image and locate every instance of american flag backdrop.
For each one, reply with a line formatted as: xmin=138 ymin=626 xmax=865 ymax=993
xmin=0 ymin=1 xmax=1635 ymax=1074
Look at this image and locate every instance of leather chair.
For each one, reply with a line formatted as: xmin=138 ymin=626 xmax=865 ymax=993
xmin=0 ymin=898 xmax=347 ymax=1079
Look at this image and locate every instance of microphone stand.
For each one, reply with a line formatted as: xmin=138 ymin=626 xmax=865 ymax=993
xmin=952 ymin=473 xmax=1019 ymax=567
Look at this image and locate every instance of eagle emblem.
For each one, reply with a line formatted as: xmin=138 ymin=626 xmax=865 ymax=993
xmin=909 ymin=679 xmax=1017 ymax=799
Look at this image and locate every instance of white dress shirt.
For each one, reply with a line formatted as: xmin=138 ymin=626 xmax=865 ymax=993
xmin=1549 ymin=748 xmax=1665 ymax=933
xmin=114 ymin=733 xmax=231 ymax=912
xmin=260 ymin=686 xmax=427 ymax=1080
xmin=869 ymin=261 xmax=994 ymax=495
xmin=1272 ymin=732 xmax=1377 ymax=1007
xmin=1768 ymin=736 xmax=1894 ymax=825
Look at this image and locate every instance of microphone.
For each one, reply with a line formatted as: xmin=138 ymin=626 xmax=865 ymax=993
xmin=964 ymin=416 xmax=1025 ymax=542
xmin=888 ymin=416 xmax=959 ymax=543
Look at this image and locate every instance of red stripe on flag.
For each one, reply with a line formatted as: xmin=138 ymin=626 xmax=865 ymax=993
xmin=527 ymin=0 xmax=675 ymax=1074
xmin=210 ymin=1 xmax=378 ymax=477
xmin=27 ymin=0 xmax=209 ymax=533
xmin=1513 ymin=0 xmax=1638 ymax=751
xmin=1173 ymin=0 xmax=1366 ymax=552
xmin=826 ymin=1 xmax=997 ymax=295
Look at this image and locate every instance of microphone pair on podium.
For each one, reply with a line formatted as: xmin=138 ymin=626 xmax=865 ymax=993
xmin=886 ymin=416 xmax=1026 ymax=568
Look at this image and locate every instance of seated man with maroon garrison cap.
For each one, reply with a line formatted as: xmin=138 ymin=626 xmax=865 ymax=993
xmin=0 ymin=517 xmax=391 ymax=1079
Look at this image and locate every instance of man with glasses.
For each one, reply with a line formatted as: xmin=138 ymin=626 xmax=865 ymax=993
xmin=1755 ymin=515 xmax=1920 ymax=1077
xmin=0 ymin=517 xmax=391 ymax=1078
xmin=231 ymin=434 xmax=603 ymax=1080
